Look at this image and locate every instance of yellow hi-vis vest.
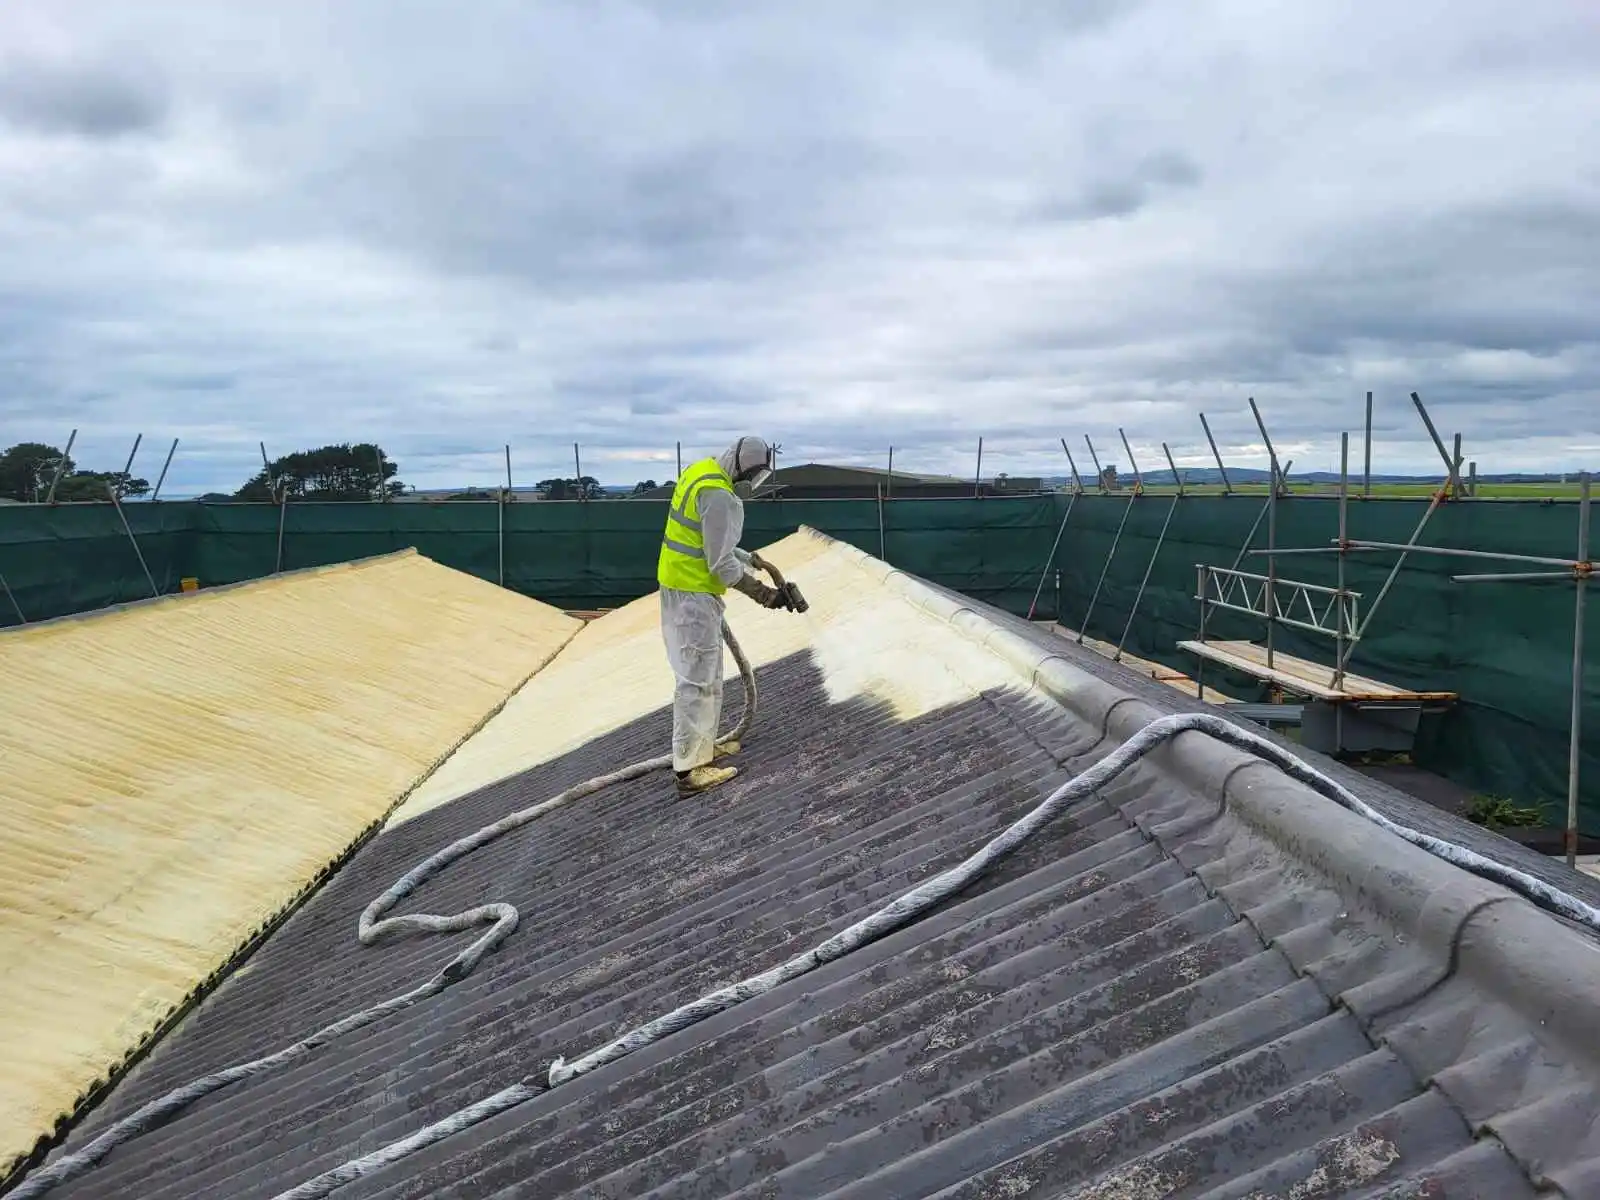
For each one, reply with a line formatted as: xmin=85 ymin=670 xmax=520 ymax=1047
xmin=657 ymin=457 xmax=737 ymax=593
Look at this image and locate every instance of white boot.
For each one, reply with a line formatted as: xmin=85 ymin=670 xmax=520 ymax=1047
xmin=676 ymin=764 xmax=738 ymax=798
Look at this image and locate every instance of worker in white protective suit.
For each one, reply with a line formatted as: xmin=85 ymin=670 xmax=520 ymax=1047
xmin=657 ymin=436 xmax=802 ymax=798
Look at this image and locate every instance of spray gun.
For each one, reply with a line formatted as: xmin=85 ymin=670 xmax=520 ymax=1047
xmin=751 ymin=553 xmax=809 ymax=613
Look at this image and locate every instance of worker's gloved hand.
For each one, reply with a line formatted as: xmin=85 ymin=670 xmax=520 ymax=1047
xmin=777 ymin=581 xmax=809 ymax=613
xmin=733 ymin=572 xmax=783 ymax=608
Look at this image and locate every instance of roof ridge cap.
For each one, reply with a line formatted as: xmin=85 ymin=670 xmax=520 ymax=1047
xmin=797 ymin=524 xmax=1600 ymax=1101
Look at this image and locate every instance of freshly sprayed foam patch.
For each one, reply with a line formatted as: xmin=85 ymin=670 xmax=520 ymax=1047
xmin=388 ymin=531 xmax=1044 ymax=827
xmin=806 ymin=600 xmax=1034 ymax=721
xmin=390 ymin=532 xmax=836 ymax=826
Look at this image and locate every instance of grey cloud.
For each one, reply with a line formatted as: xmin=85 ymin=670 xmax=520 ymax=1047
xmin=305 ymin=132 xmax=886 ymax=289
xmin=1137 ymin=150 xmax=1202 ymax=188
xmin=0 ymin=55 xmax=167 ymax=138
xmin=1076 ymin=181 xmax=1146 ymax=221
xmin=627 ymin=396 xmax=677 ymax=416
xmin=622 ymin=0 xmax=1147 ymax=48
xmin=152 ymin=372 xmax=236 ymax=393
xmin=546 ymin=369 xmax=739 ymax=420
xmin=0 ymin=0 xmax=1597 ymax=494
xmin=1036 ymin=150 xmax=1205 ymax=222
xmin=1222 ymin=202 xmax=1600 ymax=365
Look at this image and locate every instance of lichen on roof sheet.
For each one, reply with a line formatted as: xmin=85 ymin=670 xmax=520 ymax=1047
xmin=0 ymin=550 xmax=581 ymax=1177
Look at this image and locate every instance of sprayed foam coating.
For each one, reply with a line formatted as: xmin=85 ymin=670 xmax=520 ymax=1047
xmin=20 ymin=529 xmax=1600 ymax=1198
xmin=8 ymin=620 xmax=754 ymax=1200
xmin=0 ymin=549 xmax=581 ymax=1179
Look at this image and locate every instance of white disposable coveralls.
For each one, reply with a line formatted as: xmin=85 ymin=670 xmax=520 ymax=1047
xmin=660 ymin=439 xmax=769 ymax=774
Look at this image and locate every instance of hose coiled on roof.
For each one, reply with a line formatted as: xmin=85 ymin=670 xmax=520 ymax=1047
xmin=11 ymin=621 xmax=758 ymax=1200
xmin=277 ymin=713 xmax=1600 ymax=1200
xmin=17 ymin=635 xmax=1600 ymax=1198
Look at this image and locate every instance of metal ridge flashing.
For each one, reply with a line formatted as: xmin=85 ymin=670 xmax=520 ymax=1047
xmin=798 ymin=525 xmax=1600 ymax=1073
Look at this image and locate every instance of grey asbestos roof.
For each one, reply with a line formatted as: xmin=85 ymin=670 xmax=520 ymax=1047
xmin=28 ymin=571 xmax=1600 ymax=1198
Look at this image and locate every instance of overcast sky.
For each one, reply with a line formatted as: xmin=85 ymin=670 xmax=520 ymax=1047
xmin=2 ymin=1 xmax=1598 ymax=493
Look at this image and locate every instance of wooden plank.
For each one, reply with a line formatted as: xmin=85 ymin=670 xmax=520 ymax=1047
xmin=1203 ymin=640 xmax=1443 ymax=699
xmin=1161 ymin=676 xmax=1233 ymax=701
xmin=1177 ymin=639 xmax=1456 ymax=703
xmin=1033 ymin=621 xmax=1236 ymax=704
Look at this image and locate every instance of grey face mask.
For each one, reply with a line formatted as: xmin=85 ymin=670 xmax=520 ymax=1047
xmin=730 ymin=437 xmax=773 ymax=497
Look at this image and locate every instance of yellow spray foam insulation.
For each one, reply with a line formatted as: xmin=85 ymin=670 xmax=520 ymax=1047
xmin=0 ymin=550 xmax=581 ymax=1171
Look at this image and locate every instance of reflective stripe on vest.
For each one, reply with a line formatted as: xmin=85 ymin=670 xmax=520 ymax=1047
xmin=657 ymin=458 xmax=735 ymax=593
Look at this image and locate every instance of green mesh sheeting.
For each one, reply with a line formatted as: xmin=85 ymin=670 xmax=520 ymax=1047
xmin=0 ymin=502 xmax=195 ymax=623
xmin=1040 ymin=492 xmax=1598 ymax=830
xmin=0 ymin=495 xmax=1061 ymax=621
xmin=0 ymin=492 xmax=1593 ymax=826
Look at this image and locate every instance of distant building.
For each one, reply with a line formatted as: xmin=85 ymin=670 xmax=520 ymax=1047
xmin=638 ymin=463 xmax=1047 ymax=501
xmin=1100 ymin=465 xmax=1120 ymax=491
xmin=761 ymin=464 xmax=976 ymax=499
xmin=386 ymin=464 xmax=1051 ymax=504
xmin=398 ymin=486 xmax=545 ymax=502
xmin=990 ymin=473 xmax=1044 ymax=494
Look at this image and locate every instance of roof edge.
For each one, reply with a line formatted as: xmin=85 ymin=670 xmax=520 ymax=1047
xmin=0 ymin=548 xmax=425 ymax=635
xmin=798 ymin=524 xmax=1600 ymax=1077
xmin=0 ymin=569 xmax=584 ymax=1189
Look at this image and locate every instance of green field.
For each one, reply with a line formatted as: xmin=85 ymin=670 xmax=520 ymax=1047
xmin=1094 ymin=480 xmax=1589 ymax=500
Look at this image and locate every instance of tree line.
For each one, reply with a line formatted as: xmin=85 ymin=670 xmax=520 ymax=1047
xmin=0 ymin=442 xmax=150 ymax=502
xmin=524 ymin=478 xmax=665 ymax=500
xmin=235 ymin=443 xmax=403 ymax=501
xmin=1 ymin=440 xmax=667 ymax=503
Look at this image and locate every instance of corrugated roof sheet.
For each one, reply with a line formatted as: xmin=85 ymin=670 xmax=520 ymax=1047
xmin=22 ymin=530 xmax=1600 ymax=1199
xmin=0 ymin=550 xmax=580 ymax=1177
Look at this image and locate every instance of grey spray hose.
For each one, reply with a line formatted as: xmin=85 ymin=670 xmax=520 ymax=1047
xmin=550 ymin=709 xmax=1600 ymax=1081
xmin=17 ymin=681 xmax=1600 ymax=1197
xmin=273 ymin=710 xmax=1600 ymax=1200
xmin=11 ymin=619 xmax=758 ymax=1200
xmin=277 ymin=714 xmax=1600 ymax=1200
